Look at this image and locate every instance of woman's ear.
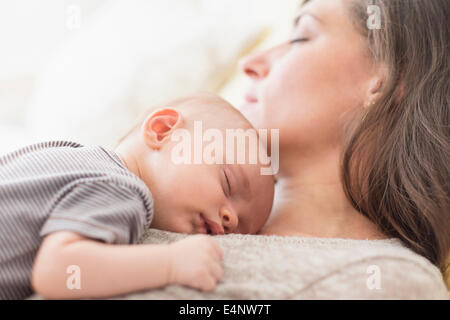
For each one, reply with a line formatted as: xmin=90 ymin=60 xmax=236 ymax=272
xmin=141 ymin=108 xmax=184 ymax=150
xmin=364 ymin=67 xmax=386 ymax=109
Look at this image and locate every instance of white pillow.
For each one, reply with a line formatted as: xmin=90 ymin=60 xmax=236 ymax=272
xmin=25 ymin=0 xmax=273 ymax=148
xmin=0 ymin=125 xmax=38 ymax=156
xmin=0 ymin=0 xmax=107 ymax=127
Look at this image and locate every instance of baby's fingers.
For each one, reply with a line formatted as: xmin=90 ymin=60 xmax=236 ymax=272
xmin=208 ymin=239 xmax=223 ymax=261
xmin=209 ymin=260 xmax=223 ymax=282
xmin=200 ymin=274 xmax=219 ymax=292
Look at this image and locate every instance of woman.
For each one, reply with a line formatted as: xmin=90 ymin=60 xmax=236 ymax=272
xmin=240 ymin=0 xmax=449 ymax=277
xmin=126 ymin=0 xmax=448 ymax=300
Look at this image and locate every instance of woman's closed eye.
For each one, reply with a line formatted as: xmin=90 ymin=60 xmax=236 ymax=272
xmin=290 ymin=38 xmax=309 ymax=45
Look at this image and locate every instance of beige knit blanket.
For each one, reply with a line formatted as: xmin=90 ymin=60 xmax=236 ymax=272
xmin=31 ymin=229 xmax=449 ymax=300
xmin=117 ymin=229 xmax=448 ymax=299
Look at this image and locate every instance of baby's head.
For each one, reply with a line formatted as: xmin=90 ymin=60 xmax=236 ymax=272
xmin=116 ymin=93 xmax=275 ymax=235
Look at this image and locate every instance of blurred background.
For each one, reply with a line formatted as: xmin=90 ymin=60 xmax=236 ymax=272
xmin=0 ymin=0 xmax=299 ymax=154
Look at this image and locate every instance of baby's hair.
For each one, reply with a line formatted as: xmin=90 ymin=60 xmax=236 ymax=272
xmin=118 ymin=92 xmax=252 ymax=144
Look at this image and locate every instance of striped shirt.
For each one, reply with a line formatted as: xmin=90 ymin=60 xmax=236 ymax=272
xmin=0 ymin=141 xmax=153 ymax=299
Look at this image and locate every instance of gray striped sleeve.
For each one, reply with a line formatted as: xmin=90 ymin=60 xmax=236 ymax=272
xmin=0 ymin=141 xmax=154 ymax=299
xmin=40 ymin=180 xmax=150 ymax=244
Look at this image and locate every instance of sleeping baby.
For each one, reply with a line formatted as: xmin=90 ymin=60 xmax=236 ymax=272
xmin=0 ymin=93 xmax=275 ymax=299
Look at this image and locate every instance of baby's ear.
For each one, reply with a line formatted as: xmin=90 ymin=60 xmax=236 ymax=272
xmin=141 ymin=108 xmax=183 ymax=150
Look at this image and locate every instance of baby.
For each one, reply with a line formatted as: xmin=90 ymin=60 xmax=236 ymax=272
xmin=0 ymin=93 xmax=275 ymax=300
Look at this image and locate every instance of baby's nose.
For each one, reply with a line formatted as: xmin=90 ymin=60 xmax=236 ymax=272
xmin=219 ymin=207 xmax=238 ymax=234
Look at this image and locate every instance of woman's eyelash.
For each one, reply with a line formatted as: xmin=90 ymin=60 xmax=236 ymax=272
xmin=290 ymin=38 xmax=308 ymax=44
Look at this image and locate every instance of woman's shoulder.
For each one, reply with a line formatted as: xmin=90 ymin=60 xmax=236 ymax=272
xmin=140 ymin=230 xmax=449 ymax=299
xmin=304 ymin=237 xmax=449 ymax=299
xmin=248 ymin=235 xmax=449 ymax=298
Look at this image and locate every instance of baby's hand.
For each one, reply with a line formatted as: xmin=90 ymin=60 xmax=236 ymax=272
xmin=167 ymin=235 xmax=223 ymax=291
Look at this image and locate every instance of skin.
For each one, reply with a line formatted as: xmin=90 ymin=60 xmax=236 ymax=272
xmin=239 ymin=0 xmax=387 ymax=239
xmin=32 ymin=96 xmax=274 ymax=299
xmin=116 ymin=97 xmax=275 ymax=236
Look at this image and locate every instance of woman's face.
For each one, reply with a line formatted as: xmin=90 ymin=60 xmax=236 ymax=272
xmin=240 ymin=0 xmax=376 ymax=155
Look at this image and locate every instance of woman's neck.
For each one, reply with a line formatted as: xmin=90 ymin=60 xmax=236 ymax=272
xmin=258 ymin=149 xmax=387 ymax=240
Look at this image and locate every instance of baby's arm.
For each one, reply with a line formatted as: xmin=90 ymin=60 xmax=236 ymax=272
xmin=31 ymin=231 xmax=223 ymax=299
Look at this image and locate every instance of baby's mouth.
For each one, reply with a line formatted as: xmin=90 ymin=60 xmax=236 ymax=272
xmin=200 ymin=214 xmax=213 ymax=235
xmin=200 ymin=214 xmax=224 ymax=235
xmin=205 ymin=223 xmax=213 ymax=235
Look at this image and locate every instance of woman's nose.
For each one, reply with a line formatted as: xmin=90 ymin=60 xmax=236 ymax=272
xmin=219 ymin=207 xmax=239 ymax=234
xmin=239 ymin=50 xmax=271 ymax=80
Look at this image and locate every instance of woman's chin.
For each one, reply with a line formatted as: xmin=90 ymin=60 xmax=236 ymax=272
xmin=239 ymin=103 xmax=263 ymax=129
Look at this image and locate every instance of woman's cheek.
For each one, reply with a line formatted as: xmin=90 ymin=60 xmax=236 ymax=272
xmin=262 ymin=71 xmax=304 ymax=129
xmin=262 ymin=72 xmax=333 ymax=147
xmin=240 ymin=102 xmax=265 ymax=131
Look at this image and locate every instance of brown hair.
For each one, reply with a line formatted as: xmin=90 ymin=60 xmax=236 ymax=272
xmin=331 ymin=0 xmax=450 ymax=272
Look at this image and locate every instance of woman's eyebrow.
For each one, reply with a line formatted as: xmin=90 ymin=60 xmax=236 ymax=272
xmin=293 ymin=12 xmax=322 ymax=27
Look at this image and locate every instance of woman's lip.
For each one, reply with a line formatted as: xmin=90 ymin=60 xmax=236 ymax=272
xmin=245 ymin=93 xmax=258 ymax=103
